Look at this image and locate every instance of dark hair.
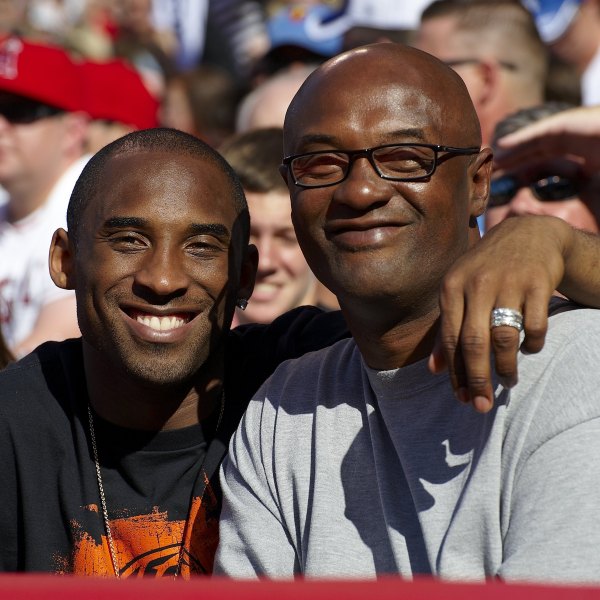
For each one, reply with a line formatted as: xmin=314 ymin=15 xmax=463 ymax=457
xmin=67 ymin=127 xmax=249 ymax=246
xmin=219 ymin=127 xmax=287 ymax=194
xmin=492 ymin=101 xmax=575 ymax=143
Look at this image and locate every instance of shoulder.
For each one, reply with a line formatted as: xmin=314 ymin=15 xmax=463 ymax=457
xmin=225 ymin=306 xmax=349 ymax=410
xmin=0 ymin=339 xmax=84 ymax=417
xmin=248 ymin=337 xmax=360 ymax=414
xmin=507 ymin=305 xmax=600 ymax=453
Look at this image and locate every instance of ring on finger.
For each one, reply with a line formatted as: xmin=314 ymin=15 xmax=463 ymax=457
xmin=490 ymin=307 xmax=524 ymax=332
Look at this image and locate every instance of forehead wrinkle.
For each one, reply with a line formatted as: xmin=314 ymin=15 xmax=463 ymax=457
xmin=292 ymin=129 xmax=430 ymax=153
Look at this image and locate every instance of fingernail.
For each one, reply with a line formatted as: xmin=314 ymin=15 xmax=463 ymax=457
xmin=457 ymin=388 xmax=469 ymax=404
xmin=474 ymin=396 xmax=492 ymax=413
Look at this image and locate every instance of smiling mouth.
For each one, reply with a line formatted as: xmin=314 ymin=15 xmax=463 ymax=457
xmin=127 ymin=309 xmax=195 ymax=332
xmin=137 ymin=314 xmax=188 ymax=331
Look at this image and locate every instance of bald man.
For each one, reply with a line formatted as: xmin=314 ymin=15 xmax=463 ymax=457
xmin=216 ymin=43 xmax=600 ymax=583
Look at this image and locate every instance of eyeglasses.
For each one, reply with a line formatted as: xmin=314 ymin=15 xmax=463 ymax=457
xmin=488 ymin=174 xmax=580 ymax=208
xmin=282 ymin=143 xmax=481 ymax=188
xmin=0 ymin=98 xmax=64 ymax=125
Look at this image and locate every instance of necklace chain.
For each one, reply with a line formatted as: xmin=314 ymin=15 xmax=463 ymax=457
xmin=87 ymin=390 xmax=226 ymax=579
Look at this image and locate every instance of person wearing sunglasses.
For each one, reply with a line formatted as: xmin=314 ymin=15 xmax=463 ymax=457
xmin=0 ymin=36 xmax=89 ymax=358
xmin=485 ymin=102 xmax=600 ymax=233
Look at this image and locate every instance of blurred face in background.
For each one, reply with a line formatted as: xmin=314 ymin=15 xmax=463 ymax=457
xmin=485 ymin=162 xmax=600 ymax=233
xmin=236 ymin=188 xmax=317 ymax=324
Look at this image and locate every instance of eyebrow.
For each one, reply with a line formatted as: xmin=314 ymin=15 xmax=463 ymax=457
xmin=102 ymin=217 xmax=230 ymax=238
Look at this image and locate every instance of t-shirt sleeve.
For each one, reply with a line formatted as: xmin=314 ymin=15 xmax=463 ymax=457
xmin=499 ymin=418 xmax=600 ymax=583
xmin=215 ymin=391 xmax=298 ymax=577
xmin=499 ymin=309 xmax=600 ymax=583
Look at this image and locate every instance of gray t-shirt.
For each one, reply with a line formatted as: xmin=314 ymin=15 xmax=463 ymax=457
xmin=216 ymin=307 xmax=600 ymax=583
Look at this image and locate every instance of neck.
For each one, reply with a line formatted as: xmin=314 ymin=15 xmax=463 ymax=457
xmin=342 ymin=298 xmax=440 ymax=371
xmin=5 ymin=178 xmax=57 ymax=223
xmin=83 ymin=340 xmax=225 ymax=431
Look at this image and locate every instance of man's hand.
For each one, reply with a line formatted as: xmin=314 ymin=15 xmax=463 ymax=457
xmin=430 ymin=216 xmax=573 ymax=413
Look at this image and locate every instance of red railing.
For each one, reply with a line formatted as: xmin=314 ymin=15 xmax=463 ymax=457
xmin=0 ymin=575 xmax=598 ymax=599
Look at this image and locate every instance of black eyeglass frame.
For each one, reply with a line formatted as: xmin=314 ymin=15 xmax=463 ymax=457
xmin=282 ymin=143 xmax=481 ymax=188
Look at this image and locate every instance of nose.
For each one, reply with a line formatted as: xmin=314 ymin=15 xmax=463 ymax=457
xmin=133 ymin=245 xmax=189 ymax=299
xmin=505 ymin=186 xmax=545 ymax=216
xmin=255 ymin=235 xmax=277 ymax=276
xmin=332 ymin=155 xmax=391 ymax=211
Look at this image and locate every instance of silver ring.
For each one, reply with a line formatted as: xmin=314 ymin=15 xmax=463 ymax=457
xmin=490 ymin=307 xmax=524 ymax=332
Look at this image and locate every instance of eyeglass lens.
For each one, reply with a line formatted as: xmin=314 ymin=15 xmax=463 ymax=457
xmin=291 ymin=145 xmax=437 ymax=186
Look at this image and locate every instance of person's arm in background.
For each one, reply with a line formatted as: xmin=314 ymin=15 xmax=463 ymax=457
xmin=12 ymin=295 xmax=80 ymax=359
xmin=493 ymin=105 xmax=600 ymax=177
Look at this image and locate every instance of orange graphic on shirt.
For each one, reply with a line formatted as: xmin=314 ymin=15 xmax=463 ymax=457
xmin=58 ymin=474 xmax=220 ymax=578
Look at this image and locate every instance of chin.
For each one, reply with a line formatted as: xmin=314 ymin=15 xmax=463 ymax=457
xmin=118 ymin=346 xmax=202 ymax=389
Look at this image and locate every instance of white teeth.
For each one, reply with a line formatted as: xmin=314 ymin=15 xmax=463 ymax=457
xmin=136 ymin=314 xmax=186 ymax=331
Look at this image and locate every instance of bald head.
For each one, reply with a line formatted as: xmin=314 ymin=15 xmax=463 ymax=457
xmin=284 ymin=43 xmax=481 ymax=152
xmin=280 ymin=42 xmax=491 ymax=322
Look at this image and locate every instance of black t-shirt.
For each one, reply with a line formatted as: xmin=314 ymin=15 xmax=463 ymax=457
xmin=0 ymin=306 xmax=348 ymax=575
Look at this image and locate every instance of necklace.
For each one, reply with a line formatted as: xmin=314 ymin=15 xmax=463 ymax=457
xmin=87 ymin=391 xmax=226 ymax=579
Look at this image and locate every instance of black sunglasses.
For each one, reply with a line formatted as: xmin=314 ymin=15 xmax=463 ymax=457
xmin=0 ymin=97 xmax=64 ymax=125
xmin=488 ymin=175 xmax=580 ymax=208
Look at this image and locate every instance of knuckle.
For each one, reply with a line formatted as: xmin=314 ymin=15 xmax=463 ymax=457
xmin=491 ymin=329 xmax=519 ymax=350
xmin=459 ymin=334 xmax=486 ymax=355
xmin=439 ymin=333 xmax=460 ymax=351
xmin=496 ymin=365 xmax=516 ymax=380
xmin=466 ymin=375 xmax=489 ymax=394
xmin=524 ymin=323 xmax=546 ymax=340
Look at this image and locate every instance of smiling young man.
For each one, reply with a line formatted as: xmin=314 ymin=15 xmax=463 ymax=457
xmin=0 ymin=127 xmax=349 ymax=577
xmin=215 ymin=43 xmax=600 ymax=583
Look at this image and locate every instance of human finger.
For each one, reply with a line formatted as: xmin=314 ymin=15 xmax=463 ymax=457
xmin=436 ymin=267 xmax=497 ymax=411
xmin=489 ymin=304 xmax=524 ymax=390
xmin=431 ymin=274 xmax=465 ymax=393
xmin=519 ymin=287 xmax=550 ymax=356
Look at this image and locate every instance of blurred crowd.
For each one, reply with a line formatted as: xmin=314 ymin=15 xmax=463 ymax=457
xmin=1 ymin=0 xmax=600 ymax=361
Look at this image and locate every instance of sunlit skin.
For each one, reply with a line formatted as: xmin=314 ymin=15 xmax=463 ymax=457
xmin=236 ymin=189 xmax=317 ymax=324
xmin=49 ymin=149 xmax=256 ymax=430
xmin=0 ymin=111 xmax=76 ymax=220
xmin=485 ymin=188 xmax=600 ymax=232
xmin=281 ymin=44 xmax=491 ymax=370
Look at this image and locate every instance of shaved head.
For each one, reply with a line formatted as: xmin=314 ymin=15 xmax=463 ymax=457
xmin=284 ymin=43 xmax=482 ymax=153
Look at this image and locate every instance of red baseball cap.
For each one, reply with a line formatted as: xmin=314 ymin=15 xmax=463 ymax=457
xmin=0 ymin=36 xmax=83 ymax=111
xmin=79 ymin=59 xmax=159 ymax=130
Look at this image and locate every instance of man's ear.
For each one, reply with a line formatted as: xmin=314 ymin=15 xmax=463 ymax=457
xmin=469 ymin=147 xmax=493 ymax=217
xmin=49 ymin=228 xmax=76 ymax=290
xmin=238 ymin=243 xmax=258 ymax=303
